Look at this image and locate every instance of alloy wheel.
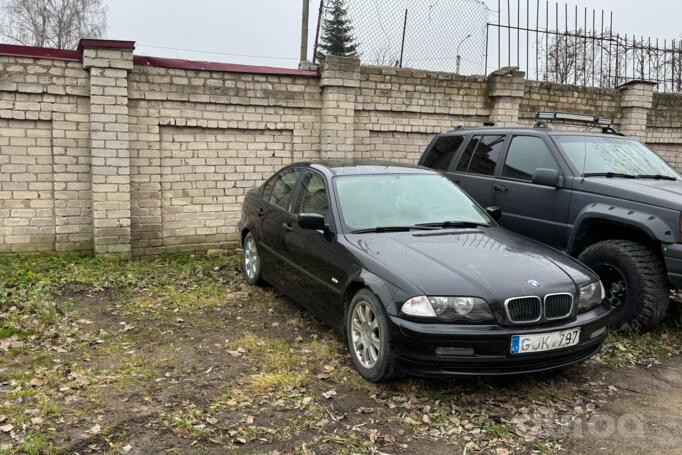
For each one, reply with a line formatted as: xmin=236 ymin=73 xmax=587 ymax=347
xmin=350 ymin=301 xmax=382 ymax=369
xmin=243 ymin=236 xmax=260 ymax=280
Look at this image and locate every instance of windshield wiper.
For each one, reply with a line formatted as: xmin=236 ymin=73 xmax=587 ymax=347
xmin=582 ymin=172 xmax=637 ymax=179
xmin=635 ymin=174 xmax=677 ymax=181
xmin=416 ymin=221 xmax=490 ymax=228
xmin=350 ymin=225 xmax=439 ymax=234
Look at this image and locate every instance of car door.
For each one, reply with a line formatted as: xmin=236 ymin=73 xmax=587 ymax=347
xmin=285 ymin=170 xmax=345 ymax=324
xmin=259 ymin=167 xmax=303 ymax=286
xmin=492 ymin=135 xmax=572 ymax=248
xmin=449 ymin=134 xmax=507 ymax=207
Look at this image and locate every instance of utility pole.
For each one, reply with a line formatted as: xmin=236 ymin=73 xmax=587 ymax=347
xmin=299 ymin=0 xmax=310 ymax=67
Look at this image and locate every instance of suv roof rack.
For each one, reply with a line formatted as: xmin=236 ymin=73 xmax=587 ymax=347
xmin=535 ymin=111 xmax=622 ymax=135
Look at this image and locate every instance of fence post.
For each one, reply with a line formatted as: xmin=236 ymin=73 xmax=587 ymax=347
xmin=319 ymin=55 xmax=361 ymax=160
xmin=80 ymin=39 xmax=134 ymax=257
xmin=617 ymin=80 xmax=657 ymax=143
xmin=487 ymin=67 xmax=526 ymax=126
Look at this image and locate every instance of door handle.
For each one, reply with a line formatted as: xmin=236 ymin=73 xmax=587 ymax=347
xmin=494 ymin=184 xmax=508 ymax=192
xmin=282 ymin=222 xmax=293 ymax=233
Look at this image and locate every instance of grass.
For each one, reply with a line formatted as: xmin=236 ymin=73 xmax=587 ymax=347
xmin=230 ymin=332 xmax=342 ymax=397
xmin=600 ymin=312 xmax=682 ymax=368
xmin=0 ymin=252 xmax=242 ymax=347
xmin=16 ymin=433 xmax=51 ymax=455
xmin=249 ymin=372 xmax=307 ymax=394
xmin=3 ymin=251 xmax=682 ymax=453
xmin=0 ymin=252 xmax=244 ymax=453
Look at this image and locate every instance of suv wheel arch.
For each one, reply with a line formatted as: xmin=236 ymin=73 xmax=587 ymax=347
xmin=568 ymin=209 xmax=667 ymax=258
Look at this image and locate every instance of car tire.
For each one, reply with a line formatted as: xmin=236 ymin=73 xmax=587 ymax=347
xmin=578 ymin=240 xmax=669 ymax=331
xmin=242 ymin=232 xmax=263 ymax=286
xmin=346 ymin=289 xmax=398 ymax=383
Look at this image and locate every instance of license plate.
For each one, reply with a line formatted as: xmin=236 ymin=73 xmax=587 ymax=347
xmin=511 ymin=328 xmax=581 ymax=355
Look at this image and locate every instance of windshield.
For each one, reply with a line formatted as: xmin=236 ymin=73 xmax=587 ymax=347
xmin=555 ymin=135 xmax=678 ymax=178
xmin=334 ymin=174 xmax=491 ymax=232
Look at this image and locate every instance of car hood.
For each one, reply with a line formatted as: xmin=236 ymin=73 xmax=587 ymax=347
xmin=575 ymin=177 xmax=682 ymax=210
xmin=344 ymin=227 xmax=595 ymax=301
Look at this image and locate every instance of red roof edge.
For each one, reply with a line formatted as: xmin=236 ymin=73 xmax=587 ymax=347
xmin=0 ymin=43 xmax=80 ymax=61
xmin=77 ymin=39 xmax=136 ymax=52
xmin=133 ymin=55 xmax=320 ymax=77
xmin=0 ymin=42 xmax=319 ymax=78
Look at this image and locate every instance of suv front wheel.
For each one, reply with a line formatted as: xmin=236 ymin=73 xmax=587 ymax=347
xmin=578 ymin=240 xmax=669 ymax=331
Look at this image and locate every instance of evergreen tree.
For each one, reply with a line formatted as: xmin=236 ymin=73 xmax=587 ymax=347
xmin=317 ymin=0 xmax=359 ymax=59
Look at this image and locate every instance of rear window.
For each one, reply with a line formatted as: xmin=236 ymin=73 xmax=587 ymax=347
xmin=456 ymin=135 xmax=506 ymax=176
xmin=422 ymin=135 xmax=464 ymax=170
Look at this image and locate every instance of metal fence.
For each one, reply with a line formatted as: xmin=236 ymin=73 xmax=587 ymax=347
xmin=313 ymin=0 xmax=682 ymax=93
xmin=487 ymin=0 xmax=682 ymax=92
xmin=313 ymin=0 xmax=491 ymax=74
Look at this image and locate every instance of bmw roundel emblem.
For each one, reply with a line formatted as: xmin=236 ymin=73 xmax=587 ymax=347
xmin=527 ymin=279 xmax=541 ymax=288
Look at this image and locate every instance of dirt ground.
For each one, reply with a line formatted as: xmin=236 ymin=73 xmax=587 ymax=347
xmin=1 ymin=253 xmax=682 ymax=454
xmin=565 ymin=356 xmax=682 ymax=454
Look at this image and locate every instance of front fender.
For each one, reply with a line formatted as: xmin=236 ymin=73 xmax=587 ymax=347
xmin=343 ymin=268 xmax=410 ymax=319
xmin=567 ymin=203 xmax=674 ymax=255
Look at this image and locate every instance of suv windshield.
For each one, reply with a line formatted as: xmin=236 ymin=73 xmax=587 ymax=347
xmin=555 ymin=135 xmax=678 ymax=178
xmin=334 ymin=174 xmax=491 ymax=232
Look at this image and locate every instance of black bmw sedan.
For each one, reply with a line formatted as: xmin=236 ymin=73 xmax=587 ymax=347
xmin=238 ymin=162 xmax=613 ymax=382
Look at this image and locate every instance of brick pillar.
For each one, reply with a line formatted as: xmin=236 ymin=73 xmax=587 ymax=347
xmin=487 ymin=67 xmax=526 ymax=126
xmin=617 ymin=80 xmax=657 ymax=142
xmin=80 ymin=39 xmax=135 ymax=256
xmin=319 ymin=56 xmax=360 ymax=160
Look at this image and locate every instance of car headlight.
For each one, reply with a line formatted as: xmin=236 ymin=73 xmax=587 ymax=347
xmin=402 ymin=296 xmax=495 ymax=323
xmin=577 ymin=281 xmax=605 ymax=313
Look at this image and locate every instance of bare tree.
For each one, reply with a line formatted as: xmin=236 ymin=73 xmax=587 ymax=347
xmin=371 ymin=44 xmax=399 ymax=67
xmin=0 ymin=0 xmax=107 ymax=49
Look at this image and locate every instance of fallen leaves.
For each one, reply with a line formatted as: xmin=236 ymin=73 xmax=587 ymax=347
xmin=228 ymin=347 xmax=246 ymax=358
xmin=28 ymin=377 xmax=45 ymax=387
xmin=322 ymin=389 xmax=337 ymax=399
xmin=2 ymin=252 xmax=679 ymax=454
xmin=0 ymin=335 xmax=24 ymax=352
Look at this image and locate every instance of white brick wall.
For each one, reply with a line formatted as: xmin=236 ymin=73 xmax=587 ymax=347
xmin=159 ymin=126 xmax=293 ymax=250
xmin=0 ymin=119 xmax=54 ymax=252
xmin=1 ymin=45 xmax=682 ymax=255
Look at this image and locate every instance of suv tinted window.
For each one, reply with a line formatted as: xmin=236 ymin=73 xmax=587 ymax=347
xmin=456 ymin=135 xmax=505 ymax=176
xmin=502 ymin=136 xmax=559 ymax=181
xmin=423 ymin=135 xmax=464 ymax=170
xmin=268 ymin=168 xmax=301 ymax=210
xmin=294 ymin=172 xmax=329 ymax=217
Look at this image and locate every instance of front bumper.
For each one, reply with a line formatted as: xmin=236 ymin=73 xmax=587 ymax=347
xmin=389 ymin=305 xmax=612 ymax=376
xmin=663 ymin=243 xmax=682 ymax=289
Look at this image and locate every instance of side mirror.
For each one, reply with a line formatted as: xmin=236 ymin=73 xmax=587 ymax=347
xmin=298 ymin=213 xmax=326 ymax=230
xmin=486 ymin=206 xmax=502 ymax=221
xmin=532 ymin=168 xmax=562 ymax=188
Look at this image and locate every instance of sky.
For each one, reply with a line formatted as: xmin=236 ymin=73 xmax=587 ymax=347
xmin=105 ymin=0 xmax=682 ymax=70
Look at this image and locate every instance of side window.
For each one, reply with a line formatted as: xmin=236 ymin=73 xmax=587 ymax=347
xmin=502 ymin=136 xmax=559 ymax=181
xmin=423 ymin=135 xmax=464 ymax=170
xmin=267 ymin=168 xmax=301 ymax=210
xmin=456 ymin=136 xmax=481 ymax=172
xmin=456 ymin=135 xmax=505 ymax=176
xmin=261 ymin=176 xmax=276 ymax=200
xmin=294 ymin=172 xmax=330 ymax=218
